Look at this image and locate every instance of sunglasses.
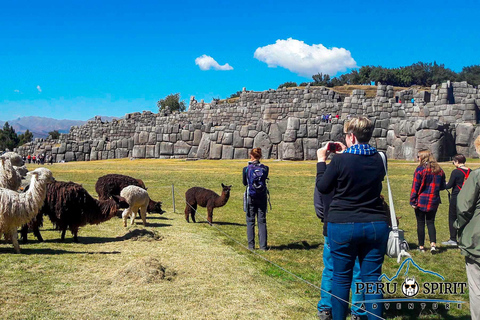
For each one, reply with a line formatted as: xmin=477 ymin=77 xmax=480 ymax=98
xmin=404 ymin=284 xmax=416 ymax=289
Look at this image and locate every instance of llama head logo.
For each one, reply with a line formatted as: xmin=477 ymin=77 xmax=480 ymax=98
xmin=402 ymin=277 xmax=419 ymax=297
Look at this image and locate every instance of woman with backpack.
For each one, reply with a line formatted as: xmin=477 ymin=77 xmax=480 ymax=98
xmin=410 ymin=149 xmax=446 ymax=254
xmin=442 ymin=154 xmax=471 ymax=247
xmin=243 ymin=148 xmax=269 ymax=251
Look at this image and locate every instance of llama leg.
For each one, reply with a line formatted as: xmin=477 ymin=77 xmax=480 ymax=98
xmin=20 ymin=225 xmax=29 ymax=244
xmin=72 ymin=227 xmax=79 ymax=243
xmin=191 ymin=203 xmax=197 ymax=223
xmin=140 ymin=206 xmax=147 ymax=226
xmin=33 ymin=227 xmax=44 ymax=242
xmin=11 ymin=230 xmax=21 ymax=254
xmin=207 ymin=207 xmax=213 ymax=226
xmin=184 ymin=204 xmax=190 ymax=223
xmin=61 ymin=229 xmax=67 ymax=241
xmin=130 ymin=206 xmax=137 ymax=226
xmin=122 ymin=209 xmax=131 ymax=227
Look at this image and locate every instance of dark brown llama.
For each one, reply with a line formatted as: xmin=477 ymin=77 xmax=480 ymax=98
xmin=21 ymin=181 xmax=129 ymax=243
xmin=184 ymin=183 xmax=232 ymax=225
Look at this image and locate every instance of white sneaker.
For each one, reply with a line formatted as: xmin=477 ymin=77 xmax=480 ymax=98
xmin=441 ymin=240 xmax=458 ymax=246
xmin=430 ymin=246 xmax=437 ymax=254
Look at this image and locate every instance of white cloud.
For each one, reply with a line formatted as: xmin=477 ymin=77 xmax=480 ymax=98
xmin=195 ymin=54 xmax=233 ymax=71
xmin=254 ymin=38 xmax=357 ymax=77
xmin=36 ymin=85 xmax=42 ymax=93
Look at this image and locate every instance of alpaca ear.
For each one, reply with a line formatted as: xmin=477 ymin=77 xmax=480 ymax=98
xmin=221 ymin=183 xmax=225 ymax=188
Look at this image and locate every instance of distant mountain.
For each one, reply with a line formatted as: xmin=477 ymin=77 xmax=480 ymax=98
xmin=0 ymin=116 xmax=121 ymax=138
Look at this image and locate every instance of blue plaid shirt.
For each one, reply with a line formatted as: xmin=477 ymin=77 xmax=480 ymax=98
xmin=344 ymin=144 xmax=378 ymax=155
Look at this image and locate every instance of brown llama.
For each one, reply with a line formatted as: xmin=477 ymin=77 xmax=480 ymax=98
xmin=184 ymin=183 xmax=232 ymax=225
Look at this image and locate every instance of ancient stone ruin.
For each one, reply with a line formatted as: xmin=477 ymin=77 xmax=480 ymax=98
xmin=16 ymin=81 xmax=480 ymax=161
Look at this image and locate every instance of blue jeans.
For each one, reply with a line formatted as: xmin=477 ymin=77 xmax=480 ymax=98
xmin=328 ymin=221 xmax=389 ymax=320
xmin=317 ymin=236 xmax=367 ymax=317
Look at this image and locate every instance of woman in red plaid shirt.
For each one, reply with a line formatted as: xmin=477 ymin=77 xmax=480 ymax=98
xmin=410 ymin=149 xmax=446 ymax=253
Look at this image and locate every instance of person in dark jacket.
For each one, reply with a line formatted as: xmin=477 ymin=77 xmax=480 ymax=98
xmin=456 ymin=136 xmax=480 ymax=320
xmin=315 ymin=169 xmax=366 ymax=320
xmin=410 ymin=149 xmax=446 ymax=253
xmin=316 ymin=116 xmax=389 ymax=320
xmin=443 ymin=154 xmax=471 ymax=247
xmin=243 ymin=148 xmax=269 ymax=250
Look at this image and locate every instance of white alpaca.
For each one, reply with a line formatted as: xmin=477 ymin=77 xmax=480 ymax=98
xmin=0 ymin=156 xmax=22 ymax=191
xmin=2 ymin=152 xmax=24 ymax=167
xmin=120 ymin=185 xmax=151 ymax=227
xmin=0 ymin=168 xmax=55 ymax=253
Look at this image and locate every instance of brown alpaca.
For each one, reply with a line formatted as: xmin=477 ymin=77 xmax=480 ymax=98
xmin=184 ymin=183 xmax=232 ymax=225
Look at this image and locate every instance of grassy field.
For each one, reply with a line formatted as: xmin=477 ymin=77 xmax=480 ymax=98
xmin=0 ymin=158 xmax=474 ymax=319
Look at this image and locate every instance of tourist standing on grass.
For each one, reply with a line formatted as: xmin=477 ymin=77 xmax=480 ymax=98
xmin=410 ymin=149 xmax=446 ymax=253
xmin=314 ymin=170 xmax=367 ymax=320
xmin=316 ymin=116 xmax=389 ymax=320
xmin=442 ymin=154 xmax=471 ymax=247
xmin=455 ymin=136 xmax=480 ymax=320
xmin=243 ymin=148 xmax=269 ymax=251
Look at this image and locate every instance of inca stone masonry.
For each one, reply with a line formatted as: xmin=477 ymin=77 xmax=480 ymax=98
xmin=16 ymin=81 xmax=480 ymax=161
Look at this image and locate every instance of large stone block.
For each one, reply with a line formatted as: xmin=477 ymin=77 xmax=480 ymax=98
xmin=415 ymin=129 xmax=445 ymax=160
xmin=222 ymin=132 xmax=233 ymax=145
xmin=209 ymin=142 xmax=222 ymax=159
xmin=132 ymin=145 xmax=146 ymax=158
xmin=287 ymin=117 xmax=300 ymax=130
xmin=330 ymin=124 xmax=344 ymax=141
xmin=188 ymin=146 xmax=199 ymax=158
xmin=253 ymin=132 xmax=272 ymax=158
xmin=269 ymin=123 xmax=282 ymax=144
xmin=284 ymin=129 xmax=297 ymax=142
xmin=197 ymin=133 xmax=212 ymax=159
xmin=303 ymin=138 xmax=318 ymax=160
xmin=456 ymin=123 xmax=475 ymax=146
xmin=65 ymin=151 xmax=75 ymax=162
xmin=193 ymin=129 xmax=202 ymax=146
xmin=244 ymin=137 xmax=254 ymax=148
xmin=282 ymin=139 xmax=303 ymax=160
xmin=222 ymin=145 xmax=234 ymax=159
xmin=232 ymin=131 xmax=243 ymax=148
xmin=174 ymin=141 xmax=191 ymax=155
xmin=138 ymin=131 xmax=149 ymax=144
xmin=146 ymin=145 xmax=155 ymax=158
xmin=234 ymin=148 xmax=248 ymax=159
xmin=160 ymin=142 xmax=174 ymax=155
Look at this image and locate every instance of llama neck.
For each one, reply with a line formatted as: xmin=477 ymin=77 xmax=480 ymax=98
xmin=214 ymin=191 xmax=230 ymax=207
xmin=19 ymin=177 xmax=48 ymax=224
xmin=93 ymin=199 xmax=117 ymax=222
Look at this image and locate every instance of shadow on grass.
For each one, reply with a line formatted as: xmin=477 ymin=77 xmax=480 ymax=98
xmin=384 ymin=302 xmax=470 ymax=320
xmin=197 ymin=221 xmax=247 ymax=226
xmin=139 ymin=222 xmax=172 ymax=228
xmin=408 ymin=242 xmax=449 ymax=254
xmin=269 ymin=241 xmax=321 ymax=251
xmin=0 ymin=247 xmax=122 ymax=255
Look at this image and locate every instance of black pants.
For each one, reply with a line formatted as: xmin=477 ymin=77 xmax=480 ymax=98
xmin=246 ymin=197 xmax=267 ymax=250
xmin=448 ymin=195 xmax=458 ymax=241
xmin=415 ymin=208 xmax=437 ymax=246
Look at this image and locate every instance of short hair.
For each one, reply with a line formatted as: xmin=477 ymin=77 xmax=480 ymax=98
xmin=475 ymin=136 xmax=480 ymax=153
xmin=452 ymin=154 xmax=466 ymax=164
xmin=344 ymin=116 xmax=374 ymax=143
xmin=250 ymin=148 xmax=262 ymax=160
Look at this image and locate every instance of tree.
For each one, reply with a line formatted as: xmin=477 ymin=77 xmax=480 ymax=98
xmin=157 ymin=93 xmax=186 ymax=113
xmin=277 ymin=82 xmax=297 ymax=89
xmin=18 ymin=129 xmax=33 ymax=145
xmin=0 ymin=122 xmax=19 ymax=151
xmin=48 ymin=130 xmax=60 ymax=139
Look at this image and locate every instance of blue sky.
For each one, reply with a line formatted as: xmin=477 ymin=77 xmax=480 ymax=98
xmin=1 ymin=0 xmax=479 ymax=121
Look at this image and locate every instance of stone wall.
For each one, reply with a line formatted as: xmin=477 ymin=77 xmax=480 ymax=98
xmin=16 ymin=81 xmax=480 ymax=161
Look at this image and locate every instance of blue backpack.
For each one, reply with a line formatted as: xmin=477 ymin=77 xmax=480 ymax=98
xmin=246 ymin=163 xmax=268 ymax=199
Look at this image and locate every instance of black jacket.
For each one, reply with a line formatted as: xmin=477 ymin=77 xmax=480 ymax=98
xmin=316 ymin=152 xmax=388 ymax=223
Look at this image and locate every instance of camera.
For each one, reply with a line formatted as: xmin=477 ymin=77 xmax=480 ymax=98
xmin=327 ymin=142 xmax=336 ymax=152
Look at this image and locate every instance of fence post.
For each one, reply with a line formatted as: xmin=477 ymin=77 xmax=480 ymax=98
xmin=172 ymin=183 xmax=176 ymax=213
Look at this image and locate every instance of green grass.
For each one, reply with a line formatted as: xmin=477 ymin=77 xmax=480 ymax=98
xmin=0 ymin=159 xmax=474 ymax=319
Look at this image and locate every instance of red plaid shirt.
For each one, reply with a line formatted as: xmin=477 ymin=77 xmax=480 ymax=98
xmin=410 ymin=166 xmax=446 ymax=212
